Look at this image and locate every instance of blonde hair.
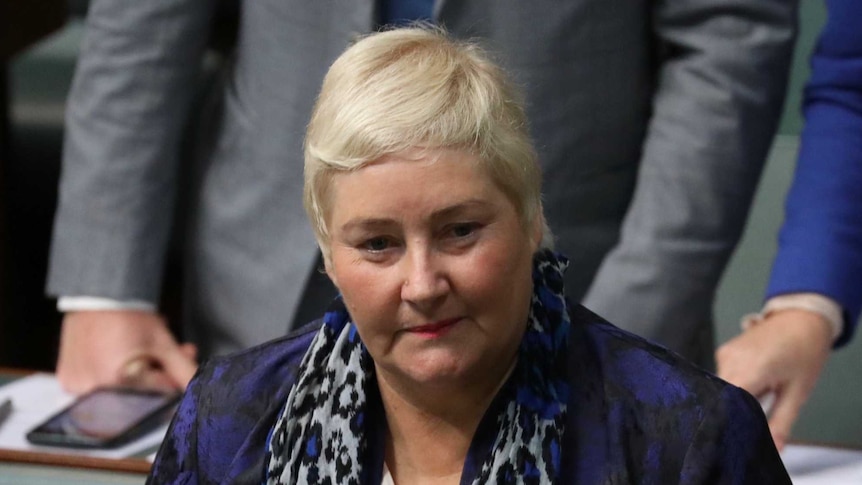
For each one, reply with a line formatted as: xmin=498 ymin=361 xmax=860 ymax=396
xmin=303 ymin=26 xmax=548 ymax=257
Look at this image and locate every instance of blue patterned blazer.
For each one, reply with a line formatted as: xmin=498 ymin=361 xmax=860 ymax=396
xmin=148 ymin=305 xmax=789 ymax=484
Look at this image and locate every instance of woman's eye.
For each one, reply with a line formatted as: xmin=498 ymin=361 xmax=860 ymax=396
xmin=362 ymin=237 xmax=391 ymax=252
xmin=450 ymin=223 xmax=478 ymax=238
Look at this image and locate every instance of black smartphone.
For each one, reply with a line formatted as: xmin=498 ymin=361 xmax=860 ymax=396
xmin=26 ymin=386 xmax=180 ymax=449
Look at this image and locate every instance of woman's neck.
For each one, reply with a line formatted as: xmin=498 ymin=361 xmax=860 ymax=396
xmin=376 ymin=359 xmax=516 ymax=484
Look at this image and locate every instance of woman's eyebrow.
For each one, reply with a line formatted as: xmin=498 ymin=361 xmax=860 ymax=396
xmin=338 ymin=199 xmax=495 ymax=233
xmin=430 ymin=199 xmax=494 ymax=221
xmin=339 ymin=218 xmax=397 ymax=234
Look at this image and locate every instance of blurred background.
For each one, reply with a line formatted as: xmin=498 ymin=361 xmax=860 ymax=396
xmin=1 ymin=1 xmax=860 ymax=446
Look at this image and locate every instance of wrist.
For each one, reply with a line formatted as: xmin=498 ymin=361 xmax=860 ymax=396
xmin=741 ymin=293 xmax=843 ymax=344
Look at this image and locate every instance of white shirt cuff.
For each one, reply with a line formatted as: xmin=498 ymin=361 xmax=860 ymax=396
xmin=740 ymin=293 xmax=844 ymax=343
xmin=57 ymin=296 xmax=157 ymax=313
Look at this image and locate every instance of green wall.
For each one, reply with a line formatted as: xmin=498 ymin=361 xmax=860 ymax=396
xmin=778 ymin=2 xmax=828 ymax=135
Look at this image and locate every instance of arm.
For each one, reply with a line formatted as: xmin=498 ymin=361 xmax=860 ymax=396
xmin=47 ymin=0 xmax=216 ymax=391
xmin=718 ymin=0 xmax=862 ymax=448
xmin=764 ymin=0 xmax=862 ymax=346
xmin=582 ymin=0 xmax=797 ymax=365
xmin=679 ymin=386 xmax=790 ymax=484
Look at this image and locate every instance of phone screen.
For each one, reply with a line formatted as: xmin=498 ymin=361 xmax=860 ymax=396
xmin=27 ymin=387 xmax=179 ymax=448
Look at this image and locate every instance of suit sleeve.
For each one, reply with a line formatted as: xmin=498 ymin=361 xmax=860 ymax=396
xmin=679 ymin=386 xmax=790 ymax=484
xmin=46 ymin=0 xmax=217 ymax=303
xmin=582 ymin=1 xmax=797 ymax=362
xmin=765 ymin=0 xmax=862 ymax=346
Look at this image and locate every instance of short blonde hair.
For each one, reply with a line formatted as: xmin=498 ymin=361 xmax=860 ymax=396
xmin=303 ymin=26 xmax=547 ymax=256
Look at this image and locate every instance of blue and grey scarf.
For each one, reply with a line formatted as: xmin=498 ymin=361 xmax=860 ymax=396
xmin=265 ymin=249 xmax=571 ymax=484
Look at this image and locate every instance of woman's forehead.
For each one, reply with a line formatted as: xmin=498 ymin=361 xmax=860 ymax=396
xmin=327 ymin=151 xmax=510 ymax=225
xmin=330 ymin=148 xmax=485 ymax=196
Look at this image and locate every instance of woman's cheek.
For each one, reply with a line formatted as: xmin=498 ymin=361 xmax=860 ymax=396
xmin=340 ymin=265 xmax=399 ymax=322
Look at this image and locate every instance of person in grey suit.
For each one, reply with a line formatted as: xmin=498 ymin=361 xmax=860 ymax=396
xmin=48 ymin=0 xmax=796 ymax=393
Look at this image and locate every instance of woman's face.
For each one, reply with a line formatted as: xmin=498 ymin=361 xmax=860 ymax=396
xmin=325 ymin=148 xmax=540 ymax=389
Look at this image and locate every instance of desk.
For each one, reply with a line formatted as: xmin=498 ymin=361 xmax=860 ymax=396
xmin=784 ymin=443 xmax=862 ymax=484
xmin=2 ymin=370 xmax=862 ymax=484
xmin=0 ymin=369 xmax=149 ymax=484
xmin=0 ymin=462 xmax=145 ymax=485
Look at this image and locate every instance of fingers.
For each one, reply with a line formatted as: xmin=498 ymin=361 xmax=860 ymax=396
xmin=119 ymin=348 xmax=198 ymax=392
xmin=767 ymin=387 xmax=807 ymax=452
xmin=155 ymin=346 xmax=199 ymax=390
xmin=120 ymin=359 xmax=180 ymax=393
xmin=717 ymin=310 xmax=834 ymax=450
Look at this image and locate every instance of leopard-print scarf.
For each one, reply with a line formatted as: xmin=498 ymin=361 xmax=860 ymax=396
xmin=265 ymin=249 xmax=571 ymax=484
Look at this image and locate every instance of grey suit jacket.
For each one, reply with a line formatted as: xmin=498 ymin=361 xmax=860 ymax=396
xmin=48 ymin=0 xmax=796 ymax=364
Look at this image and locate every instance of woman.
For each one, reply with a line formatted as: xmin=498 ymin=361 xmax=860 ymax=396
xmin=149 ymin=27 xmax=788 ymax=484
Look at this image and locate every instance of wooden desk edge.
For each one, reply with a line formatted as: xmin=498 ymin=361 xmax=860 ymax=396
xmin=0 ymin=448 xmax=151 ymax=474
xmin=0 ymin=367 xmax=39 ymax=378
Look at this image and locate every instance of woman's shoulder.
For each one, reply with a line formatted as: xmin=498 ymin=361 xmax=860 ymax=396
xmin=566 ymin=305 xmax=786 ymax=482
xmin=573 ymin=304 xmax=763 ymax=424
xmin=180 ymin=320 xmax=323 ymax=446
xmin=151 ymin=321 xmax=323 ymax=482
xmin=193 ymin=320 xmax=322 ymax=403
xmin=570 ymin=304 xmax=727 ymax=400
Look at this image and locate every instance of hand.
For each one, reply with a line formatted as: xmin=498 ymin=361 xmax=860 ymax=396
xmin=716 ymin=309 xmax=832 ymax=450
xmin=56 ymin=310 xmax=198 ymax=395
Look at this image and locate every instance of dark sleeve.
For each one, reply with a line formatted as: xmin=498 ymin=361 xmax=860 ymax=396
xmin=147 ymin=371 xmax=204 ymax=485
xmin=765 ymin=0 xmax=862 ymax=346
xmin=679 ymin=386 xmax=790 ymax=484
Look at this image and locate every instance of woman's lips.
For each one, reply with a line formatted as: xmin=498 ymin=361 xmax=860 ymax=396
xmin=406 ymin=317 xmax=462 ymax=337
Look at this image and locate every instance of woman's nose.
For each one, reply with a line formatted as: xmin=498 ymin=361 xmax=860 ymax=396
xmin=400 ymin=249 xmax=449 ymax=306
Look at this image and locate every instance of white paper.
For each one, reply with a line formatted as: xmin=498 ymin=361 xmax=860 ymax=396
xmin=0 ymin=374 xmax=167 ymax=461
xmin=783 ymin=443 xmax=862 ymax=484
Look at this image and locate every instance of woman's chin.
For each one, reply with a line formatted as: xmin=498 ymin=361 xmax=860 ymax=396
xmin=384 ymin=351 xmax=476 ymax=387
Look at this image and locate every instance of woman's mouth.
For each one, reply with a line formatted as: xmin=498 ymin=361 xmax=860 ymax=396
xmin=406 ymin=318 xmax=462 ymax=338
